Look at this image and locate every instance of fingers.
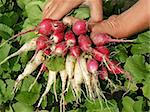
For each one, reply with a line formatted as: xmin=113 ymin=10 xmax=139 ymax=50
xmin=43 ymin=0 xmax=83 ymax=20
xmin=91 ymin=0 xmax=150 ymax=39
xmin=63 ymin=16 xmax=80 ymax=25
xmin=88 ymin=0 xmax=103 ymax=23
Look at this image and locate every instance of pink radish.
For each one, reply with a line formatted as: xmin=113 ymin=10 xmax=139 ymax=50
xmin=38 ymin=18 xmax=53 ymax=36
xmin=65 ymin=31 xmax=76 ymax=47
xmin=95 ymin=46 xmax=110 ymax=56
xmin=78 ymin=35 xmax=92 ymax=52
xmin=13 ymin=50 xmax=45 ymax=92
xmin=86 ymin=58 xmax=99 ymax=74
xmin=0 ymin=38 xmax=37 ymax=65
xmin=44 ymin=49 xmax=51 ymax=55
xmin=72 ymin=20 xmax=87 ymax=35
xmin=54 ymin=42 xmax=68 ymax=56
xmin=69 ymin=46 xmax=81 ymax=59
xmin=79 ymin=56 xmax=94 ymax=99
xmin=36 ymin=35 xmax=49 ymax=50
xmin=91 ymin=33 xmax=134 ymax=46
xmin=51 ymin=20 xmax=66 ymax=33
xmin=28 ymin=63 xmax=47 ymax=92
xmin=92 ymin=49 xmax=104 ymax=62
xmin=37 ymin=70 xmax=57 ymax=107
xmin=50 ymin=31 xmax=64 ymax=44
xmin=99 ymin=66 xmax=108 ymax=80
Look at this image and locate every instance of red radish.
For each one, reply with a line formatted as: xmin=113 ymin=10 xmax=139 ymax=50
xmin=38 ymin=18 xmax=53 ymax=36
xmin=99 ymin=66 xmax=108 ymax=80
xmin=96 ymin=46 xmax=110 ymax=56
xmin=72 ymin=20 xmax=87 ymax=35
xmin=108 ymin=60 xmax=123 ymax=74
xmin=78 ymin=35 xmax=92 ymax=52
xmin=92 ymin=49 xmax=104 ymax=62
xmin=91 ymin=33 xmax=134 ymax=46
xmin=86 ymin=59 xmax=99 ymax=74
xmin=0 ymin=38 xmax=37 ymax=65
xmin=36 ymin=35 xmax=49 ymax=50
xmin=54 ymin=42 xmax=68 ymax=56
xmin=51 ymin=20 xmax=66 ymax=33
xmin=50 ymin=31 xmax=64 ymax=44
xmin=28 ymin=63 xmax=47 ymax=92
xmin=44 ymin=49 xmax=51 ymax=55
xmin=65 ymin=31 xmax=76 ymax=47
xmin=69 ymin=46 xmax=81 ymax=59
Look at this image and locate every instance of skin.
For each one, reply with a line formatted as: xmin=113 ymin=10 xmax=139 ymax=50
xmin=43 ymin=0 xmax=150 ymax=38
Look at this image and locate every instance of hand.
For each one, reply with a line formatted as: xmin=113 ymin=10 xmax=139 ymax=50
xmin=91 ymin=0 xmax=150 ymax=38
xmin=43 ymin=0 xmax=103 ymax=23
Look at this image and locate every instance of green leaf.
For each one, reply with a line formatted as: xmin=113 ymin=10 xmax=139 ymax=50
xmin=133 ymin=97 xmax=143 ymax=112
xmin=46 ymin=56 xmax=65 ymax=72
xmin=142 ymin=80 xmax=150 ymax=100
xmin=122 ymin=96 xmax=135 ymax=112
xmin=15 ymin=75 xmax=41 ymax=105
xmin=13 ymin=102 xmax=33 ymax=112
xmin=124 ymin=55 xmax=150 ymax=82
xmin=0 ymin=79 xmax=6 ymax=103
xmin=85 ymin=99 xmax=119 ymax=112
xmin=0 ymin=23 xmax=14 ymax=39
xmin=25 ymin=1 xmax=43 ymax=25
xmin=15 ymin=91 xmax=40 ymax=105
xmin=74 ymin=7 xmax=90 ymax=19
xmin=12 ymin=63 xmax=21 ymax=71
xmin=0 ymin=43 xmax=11 ymax=63
xmin=65 ymin=87 xmax=75 ymax=103
xmin=131 ymin=31 xmax=150 ymax=54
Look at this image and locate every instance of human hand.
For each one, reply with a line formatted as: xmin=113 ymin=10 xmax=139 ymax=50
xmin=91 ymin=0 xmax=150 ymax=38
xmin=43 ymin=0 xmax=103 ymax=23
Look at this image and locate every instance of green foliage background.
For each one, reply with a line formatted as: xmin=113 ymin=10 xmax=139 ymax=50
xmin=0 ymin=0 xmax=149 ymax=112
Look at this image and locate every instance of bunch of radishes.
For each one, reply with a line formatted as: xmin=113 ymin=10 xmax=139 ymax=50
xmin=0 ymin=18 xmax=133 ymax=112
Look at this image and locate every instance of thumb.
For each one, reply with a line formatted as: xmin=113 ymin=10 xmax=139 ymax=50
xmin=91 ymin=0 xmax=150 ymax=39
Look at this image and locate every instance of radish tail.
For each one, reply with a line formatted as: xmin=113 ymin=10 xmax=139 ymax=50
xmin=0 ymin=28 xmax=36 ymax=48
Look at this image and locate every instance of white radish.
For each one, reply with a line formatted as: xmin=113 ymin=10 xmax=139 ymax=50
xmin=37 ymin=70 xmax=57 ymax=107
xmin=72 ymin=60 xmax=83 ymax=102
xmin=59 ymin=70 xmax=68 ymax=112
xmin=79 ymin=56 xmax=94 ymax=100
xmin=13 ymin=50 xmax=44 ymax=92
xmin=0 ymin=38 xmax=37 ymax=65
xmin=65 ymin=54 xmax=76 ymax=92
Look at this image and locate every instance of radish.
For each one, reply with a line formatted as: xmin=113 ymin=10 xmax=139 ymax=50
xmin=54 ymin=42 xmax=68 ymax=56
xmin=72 ymin=60 xmax=83 ymax=102
xmin=51 ymin=20 xmax=66 ymax=33
xmin=28 ymin=63 xmax=47 ymax=92
xmin=37 ymin=70 xmax=57 ymax=107
xmin=44 ymin=49 xmax=51 ymax=55
xmin=13 ymin=50 xmax=45 ymax=92
xmin=95 ymin=46 xmax=110 ymax=56
xmin=91 ymin=33 xmax=134 ymax=46
xmin=36 ymin=35 xmax=50 ymax=51
xmin=50 ymin=31 xmax=64 ymax=44
xmin=69 ymin=46 xmax=81 ymax=59
xmin=78 ymin=35 xmax=92 ymax=53
xmin=59 ymin=70 xmax=68 ymax=112
xmin=99 ymin=66 xmax=108 ymax=80
xmin=79 ymin=56 xmax=94 ymax=100
xmin=65 ymin=31 xmax=76 ymax=47
xmin=65 ymin=54 xmax=76 ymax=92
xmin=0 ymin=38 xmax=37 ymax=65
xmin=86 ymin=58 xmax=99 ymax=74
xmin=92 ymin=48 xmax=104 ymax=62
xmin=72 ymin=20 xmax=87 ymax=36
xmin=38 ymin=18 xmax=53 ymax=36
